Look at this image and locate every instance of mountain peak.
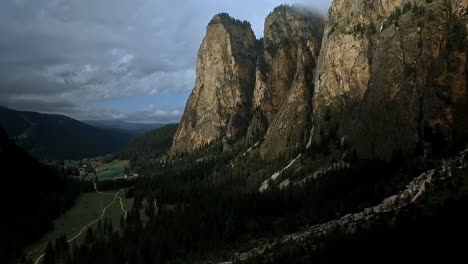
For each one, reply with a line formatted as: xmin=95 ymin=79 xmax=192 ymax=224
xmin=171 ymin=12 xmax=258 ymax=153
xmin=209 ymin=13 xmax=252 ymax=30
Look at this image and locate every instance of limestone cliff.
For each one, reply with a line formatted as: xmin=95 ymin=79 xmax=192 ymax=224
xmin=249 ymin=6 xmax=324 ymax=158
xmin=171 ymin=13 xmax=258 ymax=153
xmin=172 ymin=1 xmax=467 ymax=159
xmin=172 ymin=7 xmax=324 ymax=156
xmin=313 ymin=0 xmax=468 ymax=160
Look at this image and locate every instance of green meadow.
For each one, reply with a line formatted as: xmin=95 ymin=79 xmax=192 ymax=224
xmin=95 ymin=159 xmax=130 ymax=180
xmin=26 ymin=190 xmax=133 ymax=261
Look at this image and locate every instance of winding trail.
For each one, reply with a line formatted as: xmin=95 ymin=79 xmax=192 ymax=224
xmin=66 ymin=192 xmax=119 ymax=242
xmin=93 ymin=182 xmax=128 ymax=217
xmin=33 ymin=183 xmax=127 ymax=264
xmin=117 ymin=194 xmax=128 ymax=219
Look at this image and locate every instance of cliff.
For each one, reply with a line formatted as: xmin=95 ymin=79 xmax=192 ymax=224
xmin=250 ymin=5 xmax=324 ymax=158
xmin=172 ymin=1 xmax=467 ymax=161
xmin=171 ymin=7 xmax=324 ymax=157
xmin=171 ymin=13 xmax=258 ymax=153
xmin=313 ymin=0 xmax=468 ymax=160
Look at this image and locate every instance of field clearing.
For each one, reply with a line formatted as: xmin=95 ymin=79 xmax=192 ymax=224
xmin=26 ymin=190 xmax=133 ymax=260
xmin=95 ymin=159 xmax=129 ymax=180
xmin=64 ymin=161 xmax=79 ymax=168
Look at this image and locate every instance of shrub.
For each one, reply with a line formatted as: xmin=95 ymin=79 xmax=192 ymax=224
xmin=394 ymin=7 xmax=402 ymax=19
xmin=403 ymin=2 xmax=413 ymax=14
xmin=355 ymin=23 xmax=364 ymax=34
xmin=412 ymin=5 xmax=426 ymax=17
xmin=366 ymin=22 xmax=377 ymax=35
xmin=209 ymin=13 xmax=251 ymax=29
xmin=257 ymin=56 xmax=269 ymax=77
xmin=449 ymin=18 xmax=467 ymax=52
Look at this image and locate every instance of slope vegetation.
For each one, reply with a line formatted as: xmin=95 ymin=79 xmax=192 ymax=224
xmin=0 ymin=107 xmax=135 ymax=160
xmin=0 ymin=127 xmax=79 ymax=262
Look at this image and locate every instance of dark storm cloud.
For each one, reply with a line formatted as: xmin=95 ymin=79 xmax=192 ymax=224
xmin=0 ymin=0 xmax=332 ymax=122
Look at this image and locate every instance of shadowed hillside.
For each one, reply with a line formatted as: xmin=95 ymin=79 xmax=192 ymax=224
xmin=0 ymin=127 xmax=79 ymax=262
xmin=0 ymin=107 xmax=136 ymax=160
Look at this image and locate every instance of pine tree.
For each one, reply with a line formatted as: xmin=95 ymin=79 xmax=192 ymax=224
xmin=42 ymin=241 xmax=55 ymax=264
xmin=84 ymin=228 xmax=94 ymax=245
xmin=107 ymin=219 xmax=114 ymax=235
xmin=97 ymin=218 xmax=103 ymax=236
xmin=120 ymin=215 xmax=126 ymax=231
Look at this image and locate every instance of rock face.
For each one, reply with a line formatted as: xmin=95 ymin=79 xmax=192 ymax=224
xmin=313 ymin=0 xmax=468 ymax=160
xmin=249 ymin=6 xmax=324 ymax=158
xmin=171 ymin=14 xmax=258 ymax=153
xmin=172 ymin=1 xmax=467 ymax=159
xmin=172 ymin=7 xmax=324 ymax=157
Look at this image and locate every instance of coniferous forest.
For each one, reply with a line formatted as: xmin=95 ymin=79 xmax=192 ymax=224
xmin=31 ymin=136 xmax=468 ymax=264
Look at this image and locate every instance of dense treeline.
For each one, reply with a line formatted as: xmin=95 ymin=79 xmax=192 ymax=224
xmin=39 ymin=138 xmax=432 ymax=264
xmin=209 ymin=12 xmax=251 ymax=29
xmin=0 ymin=127 xmax=80 ymax=262
xmin=119 ymin=124 xmax=178 ymax=172
xmin=79 ymin=178 xmax=140 ymax=193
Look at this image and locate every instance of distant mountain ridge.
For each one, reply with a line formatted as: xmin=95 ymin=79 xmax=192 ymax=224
xmin=82 ymin=120 xmax=163 ymax=135
xmin=120 ymin=124 xmax=178 ymax=171
xmin=0 ymin=107 xmax=136 ymax=160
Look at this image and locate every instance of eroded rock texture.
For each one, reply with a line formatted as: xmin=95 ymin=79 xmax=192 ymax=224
xmin=313 ymin=0 xmax=468 ymax=160
xmin=171 ymin=14 xmax=258 ymax=153
xmin=250 ymin=6 xmax=324 ymax=158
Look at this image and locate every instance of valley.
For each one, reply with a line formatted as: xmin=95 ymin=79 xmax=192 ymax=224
xmin=1 ymin=0 xmax=467 ymax=263
xmin=27 ymin=184 xmax=133 ymax=263
xmin=95 ymin=160 xmax=131 ymax=180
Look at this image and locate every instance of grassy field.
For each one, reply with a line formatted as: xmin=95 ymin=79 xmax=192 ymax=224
xmin=64 ymin=161 xmax=80 ymax=168
xmin=26 ymin=190 xmax=133 ymax=260
xmin=95 ymin=159 xmax=129 ymax=180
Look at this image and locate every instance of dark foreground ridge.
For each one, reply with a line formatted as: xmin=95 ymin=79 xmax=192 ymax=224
xmin=13 ymin=0 xmax=468 ymax=263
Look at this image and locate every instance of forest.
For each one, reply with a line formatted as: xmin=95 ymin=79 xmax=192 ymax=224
xmin=32 ymin=136 xmax=467 ymax=264
xmin=0 ymin=127 xmax=80 ymax=262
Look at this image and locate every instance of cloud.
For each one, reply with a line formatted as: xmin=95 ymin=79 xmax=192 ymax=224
xmin=126 ymin=104 xmax=184 ymax=124
xmin=4 ymin=96 xmax=183 ymax=123
xmin=0 ymin=0 xmax=332 ymax=122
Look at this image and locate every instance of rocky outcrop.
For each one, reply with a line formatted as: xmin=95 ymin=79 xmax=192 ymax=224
xmin=217 ymin=148 xmax=468 ymax=263
xmin=313 ymin=0 xmax=468 ymax=160
xmin=259 ymin=153 xmax=302 ymax=192
xmin=171 ymin=14 xmax=258 ymax=153
xmin=249 ymin=5 xmax=324 ymax=158
xmin=172 ymin=7 xmax=324 ymax=157
xmin=258 ymin=46 xmax=316 ymax=158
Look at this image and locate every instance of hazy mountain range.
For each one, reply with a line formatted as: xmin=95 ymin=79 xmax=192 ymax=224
xmin=0 ymin=106 xmax=164 ymax=160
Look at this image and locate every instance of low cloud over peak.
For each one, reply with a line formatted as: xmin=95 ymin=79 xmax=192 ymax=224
xmin=0 ymin=0 xmax=332 ymax=123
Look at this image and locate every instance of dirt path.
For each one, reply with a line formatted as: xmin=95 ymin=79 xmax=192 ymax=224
xmin=117 ymin=194 xmax=128 ymax=219
xmin=33 ymin=184 xmax=124 ymax=264
xmin=66 ymin=192 xmax=119 ymax=243
xmin=95 ymin=182 xmax=128 ymax=218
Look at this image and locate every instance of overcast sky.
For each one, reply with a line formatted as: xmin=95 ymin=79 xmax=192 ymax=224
xmin=0 ymin=0 xmax=333 ymax=123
